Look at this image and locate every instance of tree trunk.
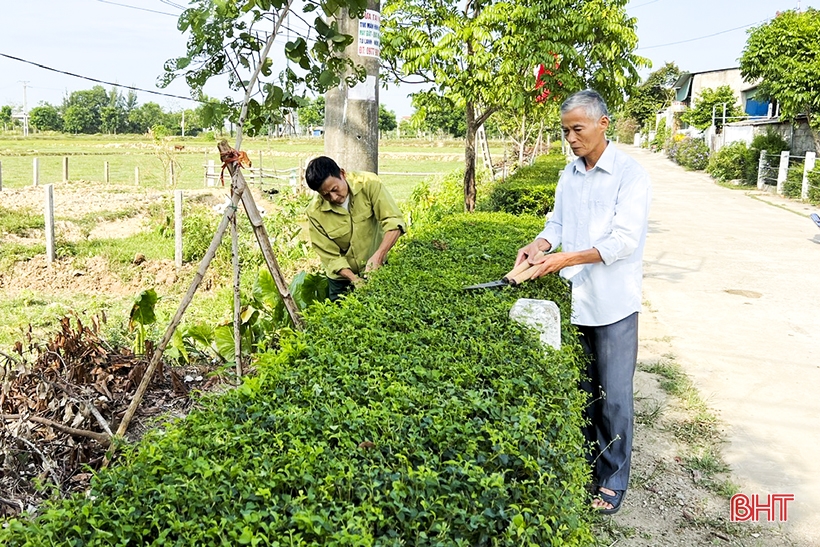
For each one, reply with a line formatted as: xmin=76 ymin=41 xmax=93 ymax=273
xmin=464 ymin=101 xmax=478 ymax=212
xmin=518 ymin=113 xmax=527 ymax=166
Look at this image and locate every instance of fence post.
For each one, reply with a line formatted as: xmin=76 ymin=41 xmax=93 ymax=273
xmin=104 ymin=161 xmax=110 ymax=183
xmin=174 ymin=190 xmax=183 ymax=268
xmin=776 ymin=151 xmax=790 ymax=195
xmin=33 ymin=157 xmax=40 ymax=187
xmin=757 ymin=150 xmax=767 ymax=190
xmin=135 ymin=166 xmax=140 ymax=186
xmin=45 ymin=184 xmax=56 ymax=263
xmin=802 ymin=151 xmax=816 ymax=201
xmin=63 ymin=157 xmax=69 ymax=183
xmin=205 ymin=160 xmax=215 ymax=187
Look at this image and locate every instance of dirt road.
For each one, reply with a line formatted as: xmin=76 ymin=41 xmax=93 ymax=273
xmin=621 ymin=144 xmax=820 ymax=544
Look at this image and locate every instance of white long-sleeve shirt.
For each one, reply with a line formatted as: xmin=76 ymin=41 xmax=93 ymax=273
xmin=538 ymin=143 xmax=651 ymax=327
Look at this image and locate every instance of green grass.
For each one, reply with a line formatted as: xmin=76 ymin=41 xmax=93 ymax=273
xmin=0 ymin=134 xmax=503 ymax=197
xmin=0 ymin=205 xmax=44 ymax=236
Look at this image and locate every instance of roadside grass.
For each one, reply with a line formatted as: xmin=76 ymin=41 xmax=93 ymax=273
xmin=638 ymin=357 xmax=736 ymax=498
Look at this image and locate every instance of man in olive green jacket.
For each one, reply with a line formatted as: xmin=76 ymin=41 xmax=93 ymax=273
xmin=305 ymin=156 xmax=405 ymax=301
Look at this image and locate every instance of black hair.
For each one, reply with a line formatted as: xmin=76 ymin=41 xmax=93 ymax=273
xmin=305 ymin=156 xmax=342 ymax=191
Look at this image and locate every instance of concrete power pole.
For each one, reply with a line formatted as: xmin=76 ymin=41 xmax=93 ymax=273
xmin=324 ymin=2 xmax=381 ymax=172
xmin=20 ymin=81 xmax=29 ymax=137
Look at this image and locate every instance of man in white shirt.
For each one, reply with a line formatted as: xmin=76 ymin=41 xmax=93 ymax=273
xmin=516 ymin=89 xmax=651 ymax=514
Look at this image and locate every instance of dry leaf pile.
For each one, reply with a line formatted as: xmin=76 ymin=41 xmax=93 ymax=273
xmin=0 ymin=314 xmax=223 ymax=517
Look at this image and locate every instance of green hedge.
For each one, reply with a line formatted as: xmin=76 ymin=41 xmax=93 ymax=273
xmin=706 ymin=141 xmax=756 ymax=184
xmin=808 ymin=168 xmax=820 ymax=204
xmin=0 ymin=212 xmax=593 ymax=546
xmin=782 ymin=162 xmax=805 ymax=199
xmin=480 ymin=155 xmax=566 ymax=216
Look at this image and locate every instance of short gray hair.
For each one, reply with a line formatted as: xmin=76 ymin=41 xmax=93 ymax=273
xmin=561 ymin=89 xmax=609 ymax=121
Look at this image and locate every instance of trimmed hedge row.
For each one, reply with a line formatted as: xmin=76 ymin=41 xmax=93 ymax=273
xmin=1 ymin=212 xmax=593 ymax=545
xmin=480 ymin=155 xmax=566 ymax=217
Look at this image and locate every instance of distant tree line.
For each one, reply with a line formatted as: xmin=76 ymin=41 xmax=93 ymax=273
xmin=1 ymin=85 xmax=238 ymax=136
xmin=296 ymin=96 xmax=398 ymax=135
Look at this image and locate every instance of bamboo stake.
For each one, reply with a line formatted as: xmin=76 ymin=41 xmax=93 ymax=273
xmin=232 ymin=188 xmax=242 ymax=378
xmin=218 ymin=140 xmax=304 ymax=330
xmin=111 ymin=185 xmax=245 ymax=445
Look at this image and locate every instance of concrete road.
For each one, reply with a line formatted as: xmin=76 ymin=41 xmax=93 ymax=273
xmin=622 ymin=144 xmax=820 ymax=544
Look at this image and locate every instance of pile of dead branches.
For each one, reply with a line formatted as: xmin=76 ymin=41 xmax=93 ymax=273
xmin=0 ymin=314 xmax=220 ymax=518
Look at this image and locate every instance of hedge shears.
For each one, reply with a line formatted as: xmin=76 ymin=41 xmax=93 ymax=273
xmin=462 ymin=261 xmax=544 ymax=290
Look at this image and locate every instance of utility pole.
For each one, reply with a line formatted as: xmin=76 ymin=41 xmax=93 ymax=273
xmin=324 ymin=2 xmax=381 ymax=172
xmin=181 ymin=110 xmax=186 ymax=137
xmin=20 ymin=81 xmax=29 ymax=137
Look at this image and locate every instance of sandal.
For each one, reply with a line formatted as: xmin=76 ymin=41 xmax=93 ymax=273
xmin=594 ymin=488 xmax=626 ymax=515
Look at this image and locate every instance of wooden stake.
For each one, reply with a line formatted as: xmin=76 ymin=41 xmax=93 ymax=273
xmin=218 ymin=140 xmax=303 ymax=330
xmin=112 ymin=185 xmax=246 ymax=444
xmin=135 ymin=166 xmax=140 ymax=186
xmin=44 ymin=184 xmax=55 ymax=263
xmin=63 ymin=157 xmax=69 ymax=183
xmin=174 ymin=190 xmax=183 ymax=268
xmin=104 ymin=161 xmax=110 ymax=183
xmin=232 ymin=201 xmax=242 ymax=378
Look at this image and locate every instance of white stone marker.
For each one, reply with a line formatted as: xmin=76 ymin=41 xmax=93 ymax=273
xmin=509 ymin=298 xmax=561 ymax=350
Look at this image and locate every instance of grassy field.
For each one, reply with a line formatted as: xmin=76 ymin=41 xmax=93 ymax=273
xmin=0 ymin=133 xmax=504 ymax=203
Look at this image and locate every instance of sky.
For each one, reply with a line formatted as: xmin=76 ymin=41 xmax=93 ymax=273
xmin=0 ymin=0 xmax=816 ymax=120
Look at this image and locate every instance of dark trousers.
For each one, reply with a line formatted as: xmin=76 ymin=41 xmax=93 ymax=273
xmin=577 ymin=312 xmax=639 ymax=492
xmin=328 ymin=277 xmax=353 ymax=302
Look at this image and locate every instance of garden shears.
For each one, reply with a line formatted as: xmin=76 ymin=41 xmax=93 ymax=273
xmin=462 ymin=261 xmax=544 ymax=290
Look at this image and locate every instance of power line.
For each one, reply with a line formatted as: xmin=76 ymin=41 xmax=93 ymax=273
xmin=0 ymin=52 xmax=201 ymax=103
xmin=158 ymin=0 xmax=187 ymax=10
xmin=95 ymin=0 xmax=178 ymax=17
xmin=636 ymin=19 xmax=767 ymax=50
xmin=629 ymin=0 xmax=662 ymax=9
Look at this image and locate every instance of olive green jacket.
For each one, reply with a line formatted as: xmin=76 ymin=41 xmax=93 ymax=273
xmin=306 ymin=172 xmax=405 ymax=279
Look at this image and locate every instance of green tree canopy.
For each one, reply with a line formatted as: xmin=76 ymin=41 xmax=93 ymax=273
xmin=0 ymin=105 xmax=12 ymax=127
xmin=622 ymin=62 xmax=681 ymax=130
xmin=129 ymin=102 xmax=168 ymax=134
xmin=297 ymin=95 xmax=325 ymax=132
xmin=382 ymin=0 xmax=647 ymax=211
xmin=409 ymin=92 xmax=466 ymax=138
xmin=681 ymin=85 xmax=743 ymax=131
xmin=62 ymin=86 xmax=109 ymax=133
xmin=378 ymin=104 xmax=397 ymax=133
xmin=740 ymin=8 xmax=820 ymax=151
xmin=29 ymin=103 xmax=63 ymax=132
xmin=162 ymin=0 xmax=369 ymax=138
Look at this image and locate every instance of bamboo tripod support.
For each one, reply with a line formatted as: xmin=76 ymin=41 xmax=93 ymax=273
xmin=109 ymin=141 xmax=304 ymax=451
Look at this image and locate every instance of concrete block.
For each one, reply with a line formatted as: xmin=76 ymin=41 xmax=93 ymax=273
xmin=509 ymin=298 xmax=561 ymax=350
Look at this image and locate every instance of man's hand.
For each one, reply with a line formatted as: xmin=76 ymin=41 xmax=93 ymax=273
xmin=515 ymin=238 xmax=552 ymax=267
xmin=365 ymin=252 xmax=385 ymax=273
xmin=338 ymin=268 xmax=365 ymax=288
xmin=528 ymin=248 xmax=604 ymax=280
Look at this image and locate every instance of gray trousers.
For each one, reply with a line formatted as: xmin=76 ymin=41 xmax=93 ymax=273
xmin=576 ymin=312 xmax=639 ymax=492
